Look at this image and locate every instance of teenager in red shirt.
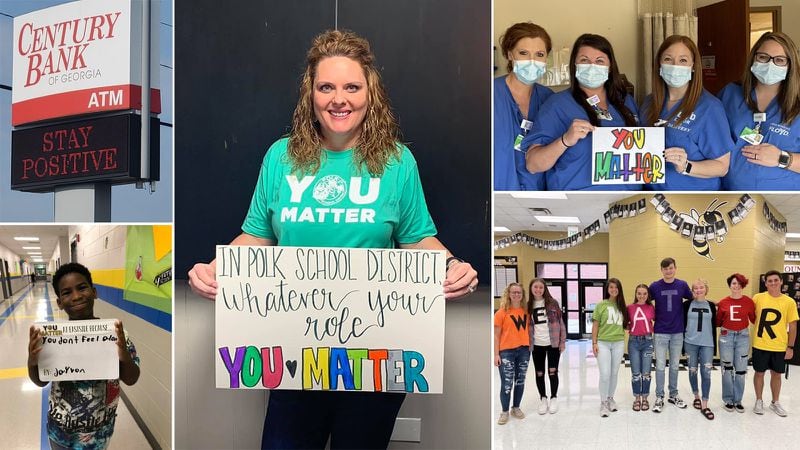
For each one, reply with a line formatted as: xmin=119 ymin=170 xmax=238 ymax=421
xmin=716 ymin=273 xmax=755 ymax=413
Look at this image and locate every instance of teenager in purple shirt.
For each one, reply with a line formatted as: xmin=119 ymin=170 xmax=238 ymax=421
xmin=649 ymin=257 xmax=693 ymax=413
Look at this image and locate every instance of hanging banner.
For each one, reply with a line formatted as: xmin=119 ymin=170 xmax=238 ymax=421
xmin=592 ymin=127 xmax=665 ymax=185
xmin=215 ymin=245 xmax=446 ymax=393
xmin=34 ymin=319 xmax=119 ymax=381
xmin=11 ymin=0 xmax=161 ymax=126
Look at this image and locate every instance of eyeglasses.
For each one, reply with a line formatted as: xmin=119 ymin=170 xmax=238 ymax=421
xmin=755 ymin=52 xmax=790 ymax=67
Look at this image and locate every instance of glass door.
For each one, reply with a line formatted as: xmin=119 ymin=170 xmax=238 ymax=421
xmin=580 ymin=281 xmax=607 ymax=339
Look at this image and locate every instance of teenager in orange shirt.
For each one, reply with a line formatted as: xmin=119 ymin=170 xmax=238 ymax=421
xmin=494 ymin=282 xmax=531 ymax=424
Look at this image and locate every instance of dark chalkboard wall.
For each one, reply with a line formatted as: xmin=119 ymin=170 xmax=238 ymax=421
xmin=175 ymin=0 xmax=490 ymax=282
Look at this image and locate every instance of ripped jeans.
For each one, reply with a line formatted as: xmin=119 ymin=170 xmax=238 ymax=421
xmin=498 ymin=346 xmax=530 ymax=411
xmin=628 ymin=335 xmax=654 ymax=396
xmin=685 ymin=342 xmax=714 ymax=400
xmin=719 ymin=327 xmax=750 ymax=404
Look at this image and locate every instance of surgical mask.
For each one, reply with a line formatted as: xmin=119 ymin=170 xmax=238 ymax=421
xmin=575 ymin=64 xmax=609 ymax=88
xmin=659 ymin=64 xmax=692 ymax=88
xmin=513 ymin=59 xmax=547 ymax=85
xmin=751 ymin=61 xmax=788 ymax=86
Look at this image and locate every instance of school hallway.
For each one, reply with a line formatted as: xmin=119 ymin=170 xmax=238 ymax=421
xmin=494 ymin=339 xmax=800 ymax=449
xmin=0 ymin=281 xmax=151 ymax=449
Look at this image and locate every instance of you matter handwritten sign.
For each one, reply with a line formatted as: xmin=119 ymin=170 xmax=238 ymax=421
xmin=34 ymin=319 xmax=119 ymax=381
xmin=592 ymin=127 xmax=666 ymax=185
xmin=215 ymin=245 xmax=446 ymax=393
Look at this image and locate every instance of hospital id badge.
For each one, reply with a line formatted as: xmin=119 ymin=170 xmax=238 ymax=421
xmin=739 ymin=127 xmax=763 ymax=145
xmin=514 ymin=134 xmax=524 ymax=151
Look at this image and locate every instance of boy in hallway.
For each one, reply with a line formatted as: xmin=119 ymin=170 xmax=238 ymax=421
xmin=649 ymin=257 xmax=693 ymax=413
xmin=27 ymin=263 xmax=140 ymax=450
xmin=752 ymin=270 xmax=798 ymax=417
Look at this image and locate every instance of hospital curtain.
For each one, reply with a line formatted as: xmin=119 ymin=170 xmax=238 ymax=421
xmin=639 ymin=0 xmax=698 ymax=97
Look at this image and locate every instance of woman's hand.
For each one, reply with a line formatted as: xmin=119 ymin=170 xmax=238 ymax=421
xmin=742 ymin=143 xmax=781 ymax=167
xmin=494 ymin=354 xmax=501 ymax=367
xmin=592 ymin=342 xmax=599 ymax=356
xmin=444 ymin=261 xmax=478 ymax=300
xmin=665 ymin=147 xmax=689 ymax=172
xmin=188 ymin=262 xmax=218 ymax=300
xmin=562 ymin=119 xmax=595 ymax=147
xmin=27 ymin=325 xmax=42 ymax=367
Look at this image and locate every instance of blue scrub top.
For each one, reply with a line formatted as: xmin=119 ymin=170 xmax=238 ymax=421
xmin=718 ymin=83 xmax=800 ymax=190
xmin=493 ymin=76 xmax=554 ymax=190
xmin=522 ymin=89 xmax=642 ymax=191
xmin=640 ymin=89 xmax=732 ymax=191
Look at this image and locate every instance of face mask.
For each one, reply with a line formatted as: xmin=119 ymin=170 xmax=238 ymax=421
xmin=575 ymin=64 xmax=609 ymax=88
xmin=751 ymin=61 xmax=788 ymax=85
xmin=513 ymin=59 xmax=547 ymax=85
xmin=659 ymin=64 xmax=693 ymax=88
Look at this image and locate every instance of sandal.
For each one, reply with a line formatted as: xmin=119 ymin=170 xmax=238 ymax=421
xmin=641 ymin=398 xmax=650 ymax=411
xmin=701 ymin=407 xmax=715 ymax=420
xmin=693 ymin=398 xmax=702 ymax=409
xmin=633 ymin=398 xmax=641 ymax=411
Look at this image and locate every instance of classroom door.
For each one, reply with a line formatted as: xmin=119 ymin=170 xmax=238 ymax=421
xmin=0 ymin=259 xmax=8 ymax=300
xmin=697 ymin=0 xmax=749 ymax=94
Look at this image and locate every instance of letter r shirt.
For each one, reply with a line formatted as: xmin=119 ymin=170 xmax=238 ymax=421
xmin=753 ymin=292 xmax=800 ymax=352
xmin=242 ymin=138 xmax=437 ymax=248
xmin=649 ymin=278 xmax=692 ymax=334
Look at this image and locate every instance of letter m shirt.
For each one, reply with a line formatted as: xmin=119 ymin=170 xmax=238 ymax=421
xmin=753 ymin=292 xmax=800 ymax=352
xmin=242 ymin=138 xmax=436 ymax=248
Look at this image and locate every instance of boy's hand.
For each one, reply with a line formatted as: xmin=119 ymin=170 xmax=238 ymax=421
xmin=27 ymin=325 xmax=43 ymax=367
xmin=115 ymin=320 xmax=132 ymax=362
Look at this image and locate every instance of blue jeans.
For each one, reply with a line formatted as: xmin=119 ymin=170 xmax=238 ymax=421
xmin=654 ymin=333 xmax=683 ymax=398
xmin=597 ymin=340 xmax=625 ymax=399
xmin=261 ymin=390 xmax=405 ymax=449
xmin=685 ymin=342 xmax=714 ymax=401
xmin=628 ymin=335 xmax=654 ymax=396
xmin=498 ymin=346 xmax=530 ymax=411
xmin=719 ymin=327 xmax=750 ymax=404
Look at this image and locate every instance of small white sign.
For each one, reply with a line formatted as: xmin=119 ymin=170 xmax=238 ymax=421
xmin=215 ymin=245 xmax=446 ymax=393
xmin=35 ymin=319 xmax=119 ymax=381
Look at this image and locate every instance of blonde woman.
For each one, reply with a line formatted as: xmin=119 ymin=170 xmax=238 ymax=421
xmin=683 ymin=278 xmax=718 ymax=420
xmin=188 ymin=30 xmax=478 ymax=448
xmin=494 ymin=283 xmax=531 ymax=424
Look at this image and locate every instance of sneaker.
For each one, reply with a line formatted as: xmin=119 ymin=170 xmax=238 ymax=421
xmin=769 ymin=401 xmax=788 ymax=417
xmin=600 ymin=401 xmax=610 ymax=417
xmin=652 ymin=397 xmax=664 ymax=413
xmin=538 ymin=397 xmax=549 ymax=415
xmin=754 ymin=399 xmax=764 ymax=415
xmin=668 ymin=395 xmax=687 ymax=409
xmin=548 ymin=397 xmax=558 ymax=414
xmin=510 ymin=407 xmax=525 ymax=419
xmin=735 ymin=403 xmax=745 ymax=413
xmin=607 ymin=397 xmax=618 ymax=412
xmin=724 ymin=403 xmax=735 ymax=412
xmin=498 ymin=412 xmax=509 ymax=425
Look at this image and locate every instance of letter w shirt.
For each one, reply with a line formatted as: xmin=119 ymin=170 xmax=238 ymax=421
xmin=650 ymin=278 xmax=692 ymax=334
xmin=242 ymin=138 xmax=436 ymax=248
xmin=494 ymin=307 xmax=530 ymax=351
xmin=753 ymin=292 xmax=800 ymax=352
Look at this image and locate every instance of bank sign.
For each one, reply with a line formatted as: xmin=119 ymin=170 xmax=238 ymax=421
xmin=11 ymin=0 xmax=160 ymax=126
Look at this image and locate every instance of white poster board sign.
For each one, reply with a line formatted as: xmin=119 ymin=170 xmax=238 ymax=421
xmin=591 ymin=127 xmax=666 ymax=185
xmin=35 ymin=319 xmax=119 ymax=381
xmin=215 ymin=245 xmax=446 ymax=393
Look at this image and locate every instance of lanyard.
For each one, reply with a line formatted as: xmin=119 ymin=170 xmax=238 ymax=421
xmin=587 ymin=95 xmax=612 ymax=121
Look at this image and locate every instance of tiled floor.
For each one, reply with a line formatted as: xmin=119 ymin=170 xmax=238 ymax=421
xmin=494 ymin=339 xmax=800 ymax=450
xmin=0 ymin=282 xmax=150 ymax=449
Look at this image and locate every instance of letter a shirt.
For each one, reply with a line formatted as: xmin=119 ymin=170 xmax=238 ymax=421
xmin=243 ymin=138 xmax=437 ymax=248
xmin=753 ymin=292 xmax=800 ymax=352
xmin=494 ymin=307 xmax=530 ymax=351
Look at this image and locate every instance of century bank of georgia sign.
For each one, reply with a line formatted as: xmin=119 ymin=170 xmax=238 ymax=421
xmin=11 ymin=0 xmax=160 ymax=126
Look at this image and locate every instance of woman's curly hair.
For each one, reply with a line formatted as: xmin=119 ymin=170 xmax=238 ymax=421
xmin=288 ymin=29 xmax=401 ymax=176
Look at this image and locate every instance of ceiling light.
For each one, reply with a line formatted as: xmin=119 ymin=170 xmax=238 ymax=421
xmin=494 ymin=226 xmax=511 ymax=232
xmin=534 ymin=216 xmax=581 ymax=224
xmin=14 ymin=237 xmax=39 ymax=241
xmin=27 ymin=252 xmax=42 ymax=255
xmin=22 ymin=246 xmax=41 ymax=250
xmin=786 ymin=233 xmax=800 ymax=239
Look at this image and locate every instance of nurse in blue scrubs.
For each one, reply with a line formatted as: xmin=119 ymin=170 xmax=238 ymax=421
xmin=494 ymin=22 xmax=554 ymax=190
xmin=719 ymin=32 xmax=800 ymax=190
xmin=640 ymin=35 xmax=732 ymax=190
xmin=523 ymin=34 xmax=640 ymax=191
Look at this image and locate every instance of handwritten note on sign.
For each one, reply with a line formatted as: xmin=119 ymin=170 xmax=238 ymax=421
xmin=592 ymin=127 xmax=666 ymax=185
xmin=35 ymin=319 xmax=119 ymax=381
xmin=215 ymin=246 xmax=446 ymax=393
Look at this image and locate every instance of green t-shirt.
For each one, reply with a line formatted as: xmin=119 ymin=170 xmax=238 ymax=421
xmin=242 ymin=138 xmax=437 ymax=248
xmin=594 ymin=299 xmax=625 ymax=342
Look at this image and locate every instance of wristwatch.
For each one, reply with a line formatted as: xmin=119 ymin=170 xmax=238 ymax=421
xmin=681 ymin=161 xmax=693 ymax=175
xmin=778 ymin=151 xmax=792 ymax=169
